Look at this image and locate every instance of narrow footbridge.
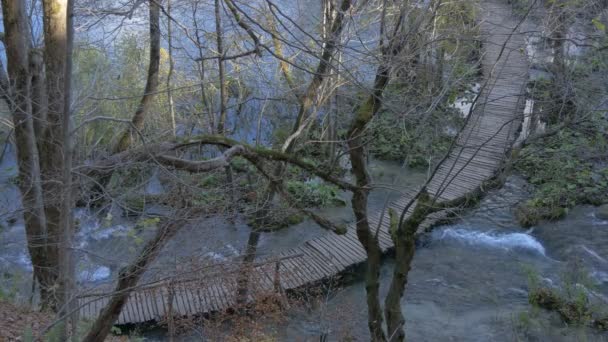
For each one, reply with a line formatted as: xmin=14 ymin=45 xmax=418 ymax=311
xmin=79 ymin=0 xmax=530 ymax=325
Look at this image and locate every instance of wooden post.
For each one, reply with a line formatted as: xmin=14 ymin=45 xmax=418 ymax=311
xmin=273 ymin=260 xmax=281 ymax=293
xmin=167 ymin=283 xmax=175 ymax=342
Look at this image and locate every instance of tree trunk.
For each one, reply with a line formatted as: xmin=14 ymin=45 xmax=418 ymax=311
xmin=214 ymin=0 xmax=237 ymax=220
xmin=343 ymin=5 xmax=402 ymax=336
xmin=192 ymin=1 xmax=214 ymax=132
xmin=384 ymin=195 xmax=430 ymax=342
xmin=40 ymin=0 xmax=74 ymax=315
xmin=114 ymin=0 xmax=161 ymax=153
xmin=235 ymin=0 xmax=354 ymax=304
xmin=215 ymin=0 xmax=228 ymax=135
xmin=83 ymin=219 xmax=186 ymax=342
xmin=1 ymin=0 xmax=53 ymax=309
xmin=166 ymin=0 xmax=176 ymax=137
xmin=348 ymin=98 xmax=387 ymax=342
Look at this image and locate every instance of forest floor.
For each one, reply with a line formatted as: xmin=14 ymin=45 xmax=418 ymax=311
xmin=0 ymin=300 xmax=131 ymax=341
xmin=0 ymin=300 xmax=52 ymax=341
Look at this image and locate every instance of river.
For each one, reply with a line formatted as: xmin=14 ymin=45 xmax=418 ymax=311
xmin=270 ymin=176 xmax=608 ymax=341
xmin=135 ymin=176 xmax=608 ymax=341
xmin=2 ymin=1 xmax=607 ymax=340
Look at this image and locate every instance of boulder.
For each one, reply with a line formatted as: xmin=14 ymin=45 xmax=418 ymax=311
xmin=597 ymin=204 xmax=608 ymax=220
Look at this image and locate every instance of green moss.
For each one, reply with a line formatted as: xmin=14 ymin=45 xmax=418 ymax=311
xmin=525 ymin=262 xmax=608 ymax=331
xmin=247 ymin=208 xmax=305 ymax=231
xmin=335 ymin=224 xmax=348 ymax=235
xmin=198 ymin=173 xmax=224 ymax=187
xmin=369 ymin=107 xmax=462 ymax=168
xmin=515 ymin=120 xmax=608 ymax=227
xmin=285 ymin=180 xmax=345 ymax=208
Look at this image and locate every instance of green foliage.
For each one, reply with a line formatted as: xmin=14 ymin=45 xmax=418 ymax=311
xmin=192 ymin=192 xmax=227 ymax=207
xmin=247 ymin=207 xmax=305 ymax=231
xmin=527 ymin=78 xmax=577 ymax=125
xmin=435 ymin=0 xmax=479 ymax=54
xmin=0 ymin=272 xmax=22 ymax=302
xmin=510 ymin=0 xmax=533 ymax=16
xmin=526 ymin=262 xmax=607 ymax=330
xmin=369 ymin=108 xmax=462 ymax=168
xmin=198 ymin=173 xmax=224 ymax=187
xmin=44 ymin=322 xmax=65 ymax=342
xmin=21 ymin=326 xmax=34 ymax=342
xmin=286 ymin=180 xmax=345 ymax=208
xmin=73 ymin=33 xmax=183 ymax=149
xmin=135 ymin=217 xmax=160 ymax=230
xmin=514 ymin=122 xmax=608 ymax=227
xmin=110 ymin=325 xmax=122 ymax=335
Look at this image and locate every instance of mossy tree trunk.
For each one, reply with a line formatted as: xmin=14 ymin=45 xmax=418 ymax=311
xmin=113 ymin=0 xmax=161 ymax=153
xmin=235 ymin=0 xmax=355 ymax=305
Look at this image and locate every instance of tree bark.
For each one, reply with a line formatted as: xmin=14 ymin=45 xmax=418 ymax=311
xmin=347 ymin=94 xmax=388 ymax=342
xmin=343 ymin=5 xmax=407 ymax=338
xmin=114 ymin=0 xmax=161 ymax=153
xmin=166 ymin=0 xmax=176 ymax=136
xmin=214 ymin=0 xmax=237 ymax=221
xmin=2 ymin=0 xmax=54 ymax=310
xmin=40 ymin=0 xmax=74 ymax=314
xmin=82 ymin=219 xmax=186 ymax=342
xmin=215 ymin=0 xmax=228 ymax=135
xmin=384 ymin=194 xmax=430 ymax=342
xmin=235 ymin=0 xmax=354 ymax=304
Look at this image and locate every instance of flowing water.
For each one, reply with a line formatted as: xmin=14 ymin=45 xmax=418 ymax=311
xmin=0 ymin=139 xmax=425 ymax=295
xmin=274 ymin=177 xmax=608 ymax=341
xmin=137 ymin=176 xmax=608 ymax=341
xmin=2 ymin=2 xmax=607 ymax=340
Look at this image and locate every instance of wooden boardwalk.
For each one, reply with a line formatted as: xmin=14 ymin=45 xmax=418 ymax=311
xmin=78 ymin=0 xmax=530 ymax=325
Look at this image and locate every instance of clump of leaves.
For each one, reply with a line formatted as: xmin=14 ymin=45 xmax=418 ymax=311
xmin=285 ymin=180 xmax=346 ymax=208
xmin=247 ymin=206 xmax=305 ymax=232
xmin=526 ymin=262 xmax=607 ymax=330
xmin=515 ymin=120 xmax=608 ymax=227
xmin=368 ymin=107 xmax=462 ymax=168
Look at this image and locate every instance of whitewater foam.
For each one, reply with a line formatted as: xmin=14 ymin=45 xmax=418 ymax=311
xmin=437 ymin=228 xmax=546 ymax=256
xmin=78 ymin=266 xmax=111 ymax=282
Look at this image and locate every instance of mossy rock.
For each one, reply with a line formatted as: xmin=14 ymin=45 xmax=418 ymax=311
xmin=558 ymin=301 xmax=592 ymax=324
xmin=529 ymin=287 xmax=561 ymax=310
xmin=515 ymin=202 xmax=568 ymax=227
xmin=597 ymin=204 xmax=608 ymax=220
xmin=247 ymin=209 xmax=305 ymax=232
xmin=593 ymin=317 xmax=608 ymax=331
xmin=529 ymin=287 xmax=607 ymax=330
xmin=122 ymin=194 xmax=162 ymax=215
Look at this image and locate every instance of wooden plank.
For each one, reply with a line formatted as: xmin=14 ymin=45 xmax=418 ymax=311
xmin=313 ymin=237 xmax=351 ymax=269
xmin=132 ymin=291 xmax=146 ymax=322
xmin=196 ymin=288 xmax=206 ymax=313
xmin=286 ymin=250 xmax=319 ymax=284
xmin=205 ymin=280 xmax=219 ymax=312
xmin=300 ymin=244 xmax=336 ymax=277
xmin=211 ymin=278 xmax=227 ymax=311
xmin=278 ymin=253 xmax=303 ymax=289
xmin=175 ymin=285 xmax=189 ymax=316
xmin=325 ymin=235 xmax=361 ymax=265
xmin=142 ymin=289 xmax=154 ymax=319
xmin=290 ymin=247 xmax=323 ymax=282
xmin=281 ymin=255 xmax=309 ymax=288
xmin=182 ymin=285 xmax=195 ymax=316
xmin=124 ymin=297 xmax=136 ymax=323
xmin=308 ymin=238 xmax=349 ymax=269
xmin=297 ymin=253 xmax=325 ymax=283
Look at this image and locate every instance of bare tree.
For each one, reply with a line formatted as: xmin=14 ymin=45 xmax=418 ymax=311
xmin=113 ymin=0 xmax=161 ymax=153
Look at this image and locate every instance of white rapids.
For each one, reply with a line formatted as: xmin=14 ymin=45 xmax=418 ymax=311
xmin=436 ymin=228 xmax=546 ymax=256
